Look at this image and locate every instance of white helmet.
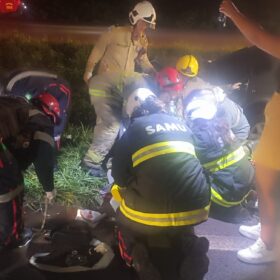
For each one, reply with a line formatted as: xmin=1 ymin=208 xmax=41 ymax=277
xmin=126 ymin=88 xmax=156 ymax=117
xmin=129 ymin=1 xmax=156 ymax=29
xmin=185 ymin=90 xmax=217 ymax=121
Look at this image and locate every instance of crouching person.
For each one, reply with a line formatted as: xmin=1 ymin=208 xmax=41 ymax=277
xmin=0 ymin=140 xmax=25 ymax=250
xmin=112 ymin=88 xmax=211 ymax=280
xmin=0 ymin=96 xmax=56 ymax=250
xmin=184 ymin=89 xmax=255 ymax=224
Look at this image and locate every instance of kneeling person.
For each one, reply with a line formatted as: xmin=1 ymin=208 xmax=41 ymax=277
xmin=184 ymin=89 xmax=255 ymax=224
xmin=112 ymin=88 xmax=210 ymax=279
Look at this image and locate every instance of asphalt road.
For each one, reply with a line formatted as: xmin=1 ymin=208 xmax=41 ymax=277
xmin=0 ymin=205 xmax=276 ymax=280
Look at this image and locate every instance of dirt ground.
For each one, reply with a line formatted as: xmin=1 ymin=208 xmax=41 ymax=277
xmin=1 ymin=202 xmax=210 ymax=280
xmin=0 ymin=203 xmax=138 ymax=280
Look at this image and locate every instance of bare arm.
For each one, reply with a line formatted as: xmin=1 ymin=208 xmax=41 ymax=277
xmin=220 ymin=0 xmax=280 ymax=59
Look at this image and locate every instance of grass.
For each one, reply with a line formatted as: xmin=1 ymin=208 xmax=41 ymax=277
xmin=24 ymin=124 xmax=106 ymax=208
xmin=0 ymin=33 xmax=237 ymax=207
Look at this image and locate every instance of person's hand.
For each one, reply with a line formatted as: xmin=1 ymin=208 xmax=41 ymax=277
xmin=45 ymin=189 xmax=56 ymax=203
xmin=219 ymin=0 xmax=239 ymax=18
xmin=83 ymin=72 xmax=92 ymax=84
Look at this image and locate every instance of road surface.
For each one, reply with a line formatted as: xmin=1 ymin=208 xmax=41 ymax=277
xmin=0 ymin=205 xmax=276 ymax=280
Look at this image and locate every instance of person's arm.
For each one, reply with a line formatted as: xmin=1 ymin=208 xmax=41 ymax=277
xmin=83 ymin=29 xmax=111 ymax=83
xmin=111 ymin=133 xmax=132 ymax=188
xmin=138 ymin=52 xmax=156 ymax=76
xmin=32 ymin=135 xmax=55 ymax=193
xmin=220 ymin=0 xmax=280 ymax=59
xmin=136 ymin=34 xmax=156 ymax=75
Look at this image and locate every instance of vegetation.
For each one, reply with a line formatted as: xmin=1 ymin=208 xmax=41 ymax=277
xmin=0 ymin=32 xmax=236 ymax=120
xmin=24 ymin=124 xmax=106 ymax=208
xmin=0 ymin=33 xmax=233 ymax=206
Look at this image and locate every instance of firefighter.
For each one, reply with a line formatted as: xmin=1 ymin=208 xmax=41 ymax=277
xmin=184 ymin=89 xmax=255 ymax=224
xmin=155 ymin=64 xmax=248 ymax=134
xmin=176 ymin=55 xmax=251 ymax=143
xmin=82 ymin=1 xmax=157 ymax=177
xmin=155 ymin=67 xmax=185 ymax=117
xmin=112 ymin=88 xmax=210 ymax=279
xmin=4 ymin=70 xmax=71 ymax=150
xmin=0 ymin=97 xmax=56 ymax=250
xmin=0 ymin=134 xmax=26 ymax=250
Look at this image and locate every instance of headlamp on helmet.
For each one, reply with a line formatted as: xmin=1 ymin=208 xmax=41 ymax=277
xmin=125 ymin=88 xmax=157 ymax=118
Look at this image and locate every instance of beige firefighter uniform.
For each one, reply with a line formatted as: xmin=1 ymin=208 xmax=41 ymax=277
xmin=84 ymin=26 xmax=155 ymax=79
xmin=83 ymin=26 xmax=155 ymax=170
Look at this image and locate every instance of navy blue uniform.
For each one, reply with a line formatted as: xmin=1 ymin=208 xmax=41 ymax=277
xmin=0 ymin=143 xmax=24 ymax=248
xmin=112 ymin=113 xmax=210 ymax=231
xmin=190 ymin=118 xmax=254 ymax=217
xmin=5 ymin=70 xmax=71 ymax=145
xmin=112 ymin=112 xmax=210 ymax=276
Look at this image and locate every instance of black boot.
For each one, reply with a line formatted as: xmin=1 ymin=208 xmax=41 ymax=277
xmin=179 ymin=236 xmax=209 ymax=280
xmin=132 ymin=243 xmax=162 ymax=280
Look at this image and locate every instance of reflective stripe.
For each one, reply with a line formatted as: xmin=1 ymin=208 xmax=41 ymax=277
xmin=34 ymin=131 xmax=55 ymax=148
xmin=120 ymin=200 xmax=210 ymax=227
xmin=0 ymin=184 xmax=24 ymax=204
xmin=111 ymin=184 xmax=123 ymax=203
xmin=89 ymin=88 xmax=107 ymax=97
xmin=203 ymin=146 xmax=246 ymax=173
xmin=29 ymin=109 xmax=44 ymax=118
xmin=211 ymin=187 xmax=251 ymax=208
xmin=132 ymin=141 xmax=196 ymax=167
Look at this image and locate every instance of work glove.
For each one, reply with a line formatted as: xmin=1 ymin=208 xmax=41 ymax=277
xmin=45 ymin=189 xmax=57 ymax=203
xmin=83 ymin=72 xmax=92 ymax=84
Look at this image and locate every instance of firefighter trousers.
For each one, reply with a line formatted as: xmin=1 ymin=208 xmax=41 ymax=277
xmin=0 ymin=190 xmax=24 ymax=248
xmin=116 ymin=210 xmax=209 ymax=280
xmin=84 ymin=72 xmax=147 ymax=167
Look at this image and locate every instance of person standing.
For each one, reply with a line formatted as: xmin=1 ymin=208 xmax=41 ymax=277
xmin=82 ymin=1 xmax=157 ymax=177
xmin=220 ymin=0 xmax=280 ymax=264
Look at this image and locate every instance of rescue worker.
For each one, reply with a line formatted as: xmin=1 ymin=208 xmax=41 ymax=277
xmin=82 ymin=1 xmax=157 ymax=177
xmin=0 ymin=97 xmax=56 ymax=250
xmin=155 ymin=67 xmax=185 ymax=117
xmin=157 ymin=62 xmax=251 ymax=143
xmin=112 ymin=88 xmax=210 ymax=280
xmin=176 ymin=55 xmax=251 ymax=143
xmin=184 ymin=89 xmax=255 ymax=224
xmin=0 ymin=131 xmax=26 ymax=250
xmin=3 ymin=70 xmax=71 ymax=150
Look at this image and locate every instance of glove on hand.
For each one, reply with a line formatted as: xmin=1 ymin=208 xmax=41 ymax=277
xmin=46 ymin=189 xmax=57 ymax=203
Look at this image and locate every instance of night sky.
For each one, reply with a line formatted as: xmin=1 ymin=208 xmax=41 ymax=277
xmin=2 ymin=0 xmax=280 ymax=31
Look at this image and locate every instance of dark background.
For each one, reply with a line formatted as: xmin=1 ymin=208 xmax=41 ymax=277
xmin=1 ymin=0 xmax=280 ymax=32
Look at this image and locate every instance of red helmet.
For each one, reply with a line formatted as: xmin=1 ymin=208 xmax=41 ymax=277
xmin=36 ymin=93 xmax=61 ymax=124
xmin=156 ymin=67 xmax=184 ymax=92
